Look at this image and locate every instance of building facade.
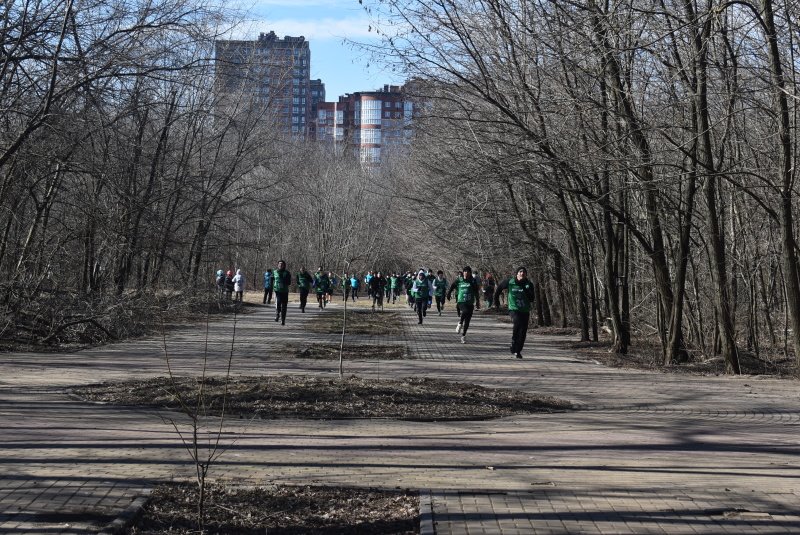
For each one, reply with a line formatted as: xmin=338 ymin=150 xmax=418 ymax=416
xmin=214 ymin=31 xmax=312 ymax=137
xmin=314 ymin=85 xmax=415 ymax=164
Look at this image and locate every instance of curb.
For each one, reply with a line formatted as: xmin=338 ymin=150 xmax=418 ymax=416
xmin=98 ymin=488 xmax=152 ymax=535
xmin=420 ymin=489 xmax=435 ymax=535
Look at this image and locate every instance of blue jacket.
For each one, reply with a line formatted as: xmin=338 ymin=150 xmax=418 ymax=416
xmin=263 ymin=271 xmax=273 ymax=289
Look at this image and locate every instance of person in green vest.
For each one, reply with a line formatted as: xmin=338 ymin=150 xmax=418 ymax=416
xmin=326 ymin=272 xmax=337 ymax=305
xmin=342 ymin=274 xmax=352 ymax=302
xmin=404 ymin=271 xmax=415 ymax=307
xmin=433 ymin=270 xmax=448 ymax=315
xmin=296 ymin=266 xmax=313 ymax=313
xmin=446 ymin=266 xmax=481 ymax=344
xmin=314 ymin=268 xmax=330 ymax=309
xmin=273 ymin=260 xmax=292 ymax=325
xmin=492 ymin=266 xmax=536 ymax=359
xmin=411 ymin=269 xmax=435 ymax=324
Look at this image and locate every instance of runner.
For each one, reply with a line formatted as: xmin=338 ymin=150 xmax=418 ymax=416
xmin=433 ymin=270 xmax=448 ymax=315
xmin=263 ymin=269 xmax=273 ymax=305
xmin=389 ymin=273 xmax=401 ymax=304
xmin=326 ymin=272 xmax=337 ymax=305
xmin=370 ymin=271 xmax=386 ymax=312
xmin=314 ymin=268 xmax=330 ymax=308
xmin=350 ymin=273 xmax=360 ymax=301
xmin=404 ymin=271 xmax=415 ymax=307
xmin=272 ymin=260 xmax=292 ymax=325
xmin=342 ymin=274 xmax=352 ymax=302
xmin=492 ymin=267 xmax=536 ymax=358
xmin=412 ymin=269 xmax=435 ymax=324
xmin=296 ymin=266 xmax=313 ymax=312
xmin=365 ymin=271 xmax=374 ymax=299
xmin=483 ymin=273 xmax=496 ymax=308
xmin=447 ymin=266 xmax=481 ymax=344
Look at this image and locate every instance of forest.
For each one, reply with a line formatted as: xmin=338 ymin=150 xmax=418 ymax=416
xmin=3 ymin=0 xmax=800 ymax=375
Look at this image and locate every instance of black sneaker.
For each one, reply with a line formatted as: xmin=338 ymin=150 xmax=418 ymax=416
xmin=515 ymin=353 xmax=523 ymax=359
xmin=274 ymin=316 xmax=279 ymax=322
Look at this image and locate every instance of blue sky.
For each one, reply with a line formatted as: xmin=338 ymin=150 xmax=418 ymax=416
xmin=240 ymin=0 xmax=403 ymax=100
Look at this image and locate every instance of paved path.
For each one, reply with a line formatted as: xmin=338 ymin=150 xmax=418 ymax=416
xmin=2 ymin=294 xmax=800 ymax=534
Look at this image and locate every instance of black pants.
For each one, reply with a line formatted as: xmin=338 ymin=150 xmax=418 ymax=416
xmin=509 ymin=310 xmax=530 ymax=353
xmin=457 ymin=303 xmax=474 ymax=334
xmin=299 ymin=288 xmax=309 ymax=311
xmin=416 ymin=298 xmax=428 ymax=323
xmin=344 ymin=287 xmax=351 ymax=301
xmin=435 ymin=295 xmax=445 ymax=312
xmin=275 ymin=292 xmax=288 ymax=323
xmin=263 ymin=287 xmax=273 ymax=304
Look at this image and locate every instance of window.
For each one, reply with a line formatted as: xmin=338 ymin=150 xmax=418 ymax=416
xmin=360 ymin=128 xmax=381 ymax=144
xmin=385 ymin=101 xmax=391 ymax=107
xmin=360 ymin=108 xmax=381 ymax=125
xmin=359 ymin=147 xmax=381 ymax=163
xmin=318 ymin=110 xmax=326 ymax=120
xmin=362 ymin=100 xmax=381 ymax=110
xmin=396 ymin=101 xmax=402 ymax=108
xmin=385 ymin=111 xmax=391 ymax=118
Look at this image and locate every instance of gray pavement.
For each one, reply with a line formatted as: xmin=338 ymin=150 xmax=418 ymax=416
xmin=2 ymin=293 xmax=800 ymax=534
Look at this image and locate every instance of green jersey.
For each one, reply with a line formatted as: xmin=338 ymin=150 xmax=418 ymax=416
xmin=434 ymin=278 xmax=448 ymax=296
xmin=315 ymin=274 xmax=329 ymax=293
xmin=455 ymin=276 xmax=479 ymax=305
xmin=412 ymin=278 xmax=431 ymax=299
xmin=508 ymin=278 xmax=535 ymax=313
xmin=273 ymin=269 xmax=290 ymax=293
xmin=297 ymin=272 xmax=311 ymax=289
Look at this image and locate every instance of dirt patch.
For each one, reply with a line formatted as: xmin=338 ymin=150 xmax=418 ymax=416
xmin=303 ymin=309 xmax=405 ymax=336
xmin=73 ymin=375 xmax=573 ymax=420
xmin=274 ymin=343 xmax=409 ymax=360
xmin=129 ymin=483 xmax=419 ymax=534
xmin=560 ymin=337 xmax=798 ymax=378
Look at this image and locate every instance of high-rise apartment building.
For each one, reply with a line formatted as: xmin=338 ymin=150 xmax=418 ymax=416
xmin=314 ymin=85 xmax=415 ymax=164
xmin=214 ymin=31 xmax=312 ymax=137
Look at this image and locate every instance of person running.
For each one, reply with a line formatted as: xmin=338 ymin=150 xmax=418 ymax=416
xmin=272 ymin=260 xmax=292 ymax=325
xmin=232 ymin=269 xmax=245 ymax=302
xmin=404 ymin=271 xmax=415 ymax=307
xmin=492 ymin=267 xmax=536 ymax=358
xmin=426 ymin=269 xmax=435 ymax=309
xmin=447 ymin=266 xmax=481 ymax=344
xmin=342 ymin=274 xmax=352 ymax=301
xmin=412 ymin=269 xmax=435 ymax=324
xmin=483 ymin=273 xmax=496 ymax=308
xmin=370 ymin=271 xmax=386 ymax=311
xmin=365 ymin=271 xmax=374 ymax=299
xmin=350 ymin=273 xmax=360 ymax=301
xmin=314 ymin=269 xmax=330 ymax=308
xmin=296 ymin=266 xmax=313 ymax=312
xmin=263 ymin=269 xmax=274 ymax=305
xmin=326 ymin=272 xmax=337 ymax=304
xmin=433 ymin=270 xmax=448 ymax=315
xmin=389 ymin=273 xmax=400 ymax=303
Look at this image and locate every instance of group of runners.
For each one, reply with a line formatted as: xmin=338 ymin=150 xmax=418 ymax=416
xmin=219 ymin=262 xmax=537 ymax=359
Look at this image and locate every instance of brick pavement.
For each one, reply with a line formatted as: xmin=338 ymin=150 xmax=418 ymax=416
xmin=1 ymin=293 xmax=800 ymax=534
